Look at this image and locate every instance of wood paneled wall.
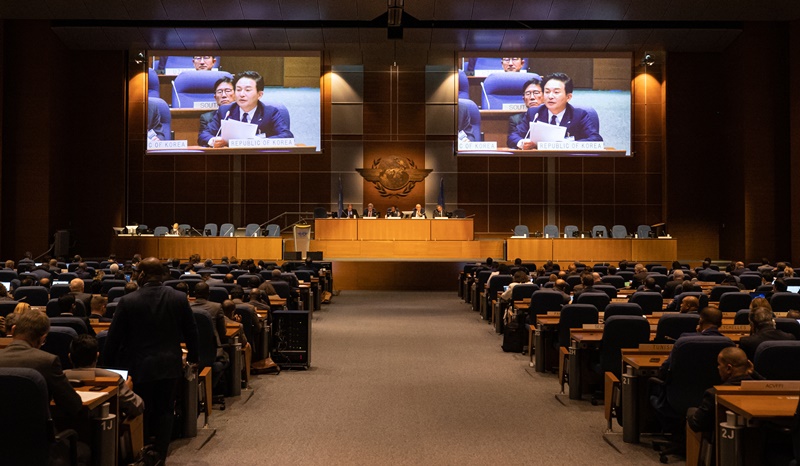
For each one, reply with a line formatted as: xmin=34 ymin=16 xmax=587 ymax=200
xmin=2 ymin=20 xmax=800 ymax=265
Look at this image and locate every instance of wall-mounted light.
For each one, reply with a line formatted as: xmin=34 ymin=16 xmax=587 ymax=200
xmin=133 ymin=51 xmax=145 ymax=65
xmin=642 ymin=53 xmax=654 ymax=67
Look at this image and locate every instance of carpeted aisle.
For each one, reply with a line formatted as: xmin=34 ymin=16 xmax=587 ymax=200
xmin=167 ymin=291 xmax=674 ymax=465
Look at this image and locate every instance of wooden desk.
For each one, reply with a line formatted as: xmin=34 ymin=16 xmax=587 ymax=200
xmin=620 ymin=351 xmax=671 ymax=443
xmin=506 ymin=238 xmax=678 ymax=263
xmin=715 ymin=393 xmax=798 ymax=465
xmin=568 ymin=331 xmax=605 ymax=400
xmin=110 ymin=236 xmax=283 ymax=261
xmin=72 ymin=385 xmax=119 ymax=465
xmin=314 ymin=218 xmax=474 ymax=241
xmin=532 ymin=315 xmax=560 ymax=371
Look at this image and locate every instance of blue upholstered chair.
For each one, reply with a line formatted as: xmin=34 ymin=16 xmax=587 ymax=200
xmin=171 ymin=70 xmax=233 ymax=108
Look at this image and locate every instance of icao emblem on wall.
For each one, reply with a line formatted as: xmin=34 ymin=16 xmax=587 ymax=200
xmin=356 ymin=156 xmax=432 ymax=197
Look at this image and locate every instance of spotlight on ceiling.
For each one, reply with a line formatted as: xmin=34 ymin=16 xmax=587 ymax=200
xmin=642 ymin=53 xmax=655 ymax=67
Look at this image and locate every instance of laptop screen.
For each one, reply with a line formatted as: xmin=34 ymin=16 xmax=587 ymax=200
xmin=788 ymin=286 xmax=800 ymax=294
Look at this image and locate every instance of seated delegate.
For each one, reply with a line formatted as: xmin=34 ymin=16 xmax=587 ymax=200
xmin=199 ymin=71 xmax=293 ymax=147
xmin=507 ymin=72 xmax=602 ymax=150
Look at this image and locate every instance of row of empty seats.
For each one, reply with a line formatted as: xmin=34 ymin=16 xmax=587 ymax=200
xmin=141 ymin=223 xmax=280 ymax=237
xmin=513 ymin=224 xmax=655 ymax=238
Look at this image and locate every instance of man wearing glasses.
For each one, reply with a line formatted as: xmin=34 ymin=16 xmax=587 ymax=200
xmin=193 ymin=55 xmax=216 ymax=70
xmin=502 ymin=57 xmax=526 ymax=72
xmin=197 ymin=77 xmax=234 ymax=145
xmin=506 ymin=75 xmax=542 ymax=147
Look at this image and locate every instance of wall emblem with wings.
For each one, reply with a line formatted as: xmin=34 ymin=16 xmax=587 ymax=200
xmin=356 ymin=156 xmax=432 ymax=197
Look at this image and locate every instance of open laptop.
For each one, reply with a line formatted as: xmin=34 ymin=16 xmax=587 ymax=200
xmin=788 ymin=285 xmax=800 ymax=294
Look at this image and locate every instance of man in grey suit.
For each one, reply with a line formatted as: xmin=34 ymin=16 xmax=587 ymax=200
xmin=197 ymin=76 xmax=234 ymax=145
xmin=0 ymin=308 xmax=83 ymax=417
xmin=104 ymin=257 xmax=199 ymax=460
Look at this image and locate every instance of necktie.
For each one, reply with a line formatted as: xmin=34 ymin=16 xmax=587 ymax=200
xmin=550 ymin=115 xmax=558 ymax=125
xmin=242 ymin=112 xmax=249 ymax=123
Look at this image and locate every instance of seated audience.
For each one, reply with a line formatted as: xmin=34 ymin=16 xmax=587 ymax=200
xmin=65 ymin=334 xmax=144 ymax=419
xmin=679 ymin=296 xmax=700 ymax=314
xmin=739 ymin=306 xmax=796 ymax=361
xmin=89 ymin=296 xmax=110 ymax=322
xmin=687 ymin=347 xmax=761 ymax=433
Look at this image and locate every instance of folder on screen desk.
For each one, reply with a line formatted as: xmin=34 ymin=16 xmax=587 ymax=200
xmin=221 ymin=119 xmax=257 ymax=141
xmin=530 ymin=121 xmax=567 ymax=143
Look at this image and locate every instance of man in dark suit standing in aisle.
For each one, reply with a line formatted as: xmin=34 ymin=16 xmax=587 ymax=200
xmin=508 ymin=72 xmax=602 ymax=149
xmin=363 ymin=203 xmax=380 ymax=218
xmin=104 ymin=257 xmax=199 ymax=461
xmin=197 ymin=77 xmax=234 ymax=146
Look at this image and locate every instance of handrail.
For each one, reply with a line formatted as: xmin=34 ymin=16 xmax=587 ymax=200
xmin=265 ymin=212 xmax=314 ymax=233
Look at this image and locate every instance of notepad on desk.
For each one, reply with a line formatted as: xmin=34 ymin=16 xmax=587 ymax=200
xmin=77 ymin=391 xmax=107 ymax=403
xmin=530 ymin=121 xmax=567 ymax=143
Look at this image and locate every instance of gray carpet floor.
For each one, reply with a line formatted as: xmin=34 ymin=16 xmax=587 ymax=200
xmin=167 ymin=291 xmax=680 ymax=465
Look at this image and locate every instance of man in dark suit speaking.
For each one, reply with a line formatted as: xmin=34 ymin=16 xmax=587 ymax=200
xmin=104 ymin=257 xmax=199 ymax=461
xmin=508 ymin=72 xmax=602 ymax=149
xmin=197 ymin=76 xmax=234 ymax=145
xmin=199 ymin=70 xmax=293 ymax=147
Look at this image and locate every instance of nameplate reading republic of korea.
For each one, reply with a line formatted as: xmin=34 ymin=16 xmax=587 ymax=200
xmin=536 ymin=141 xmax=604 ymax=151
xmin=229 ymin=138 xmax=296 ymax=148
xmin=148 ymin=140 xmax=189 ymax=150
xmin=502 ymin=103 xmax=526 ymax=112
xmin=193 ymin=102 xmax=219 ymax=110
xmin=458 ymin=141 xmax=497 ymax=151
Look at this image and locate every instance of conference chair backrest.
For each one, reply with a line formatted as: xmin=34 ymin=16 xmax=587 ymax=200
xmin=208 ymin=287 xmax=229 ymax=304
xmin=566 ymin=275 xmax=582 ymax=289
xmin=487 ymin=275 xmax=514 ymax=299
xmin=738 ymin=274 xmax=762 ymax=290
xmin=754 ymin=340 xmax=800 ymax=380
xmin=0 ymin=269 xmax=18 ymax=281
xmin=734 ymin=309 xmax=751 ymax=325
xmin=592 ymin=284 xmax=617 ymax=299
xmin=529 ymin=290 xmax=566 ymax=315
xmin=543 ymin=224 xmax=559 ymax=238
xmin=234 ymin=304 xmax=258 ymax=349
xmin=709 ymin=285 xmax=741 ymax=302
xmin=14 ymin=286 xmax=49 ymax=306
xmin=705 ymin=271 xmax=727 ymax=284
xmin=599 ymin=316 xmax=651 ymax=377
xmin=0 ymin=367 xmax=57 ymax=466
xmin=557 ymin=304 xmax=598 ymax=349
xmin=718 ymin=292 xmax=752 ymax=313
xmin=480 ymin=72 xmax=533 ymax=110
xmin=611 ymin=225 xmax=627 ymax=238
xmin=0 ymin=300 xmax=19 ymax=315
xmin=49 ymin=283 xmax=70 ymax=300
xmin=770 ymin=292 xmax=800 ymax=314
xmin=603 ymin=303 xmax=643 ymax=320
xmin=101 ymin=280 xmax=128 ymax=296
xmin=646 ymin=273 xmax=668 ymax=289
xmin=593 ymin=265 xmax=609 ymax=276
xmin=41 ymin=326 xmax=78 ymax=370
xmin=148 ymin=98 xmax=171 ymax=140
xmin=452 ymin=209 xmax=467 ymax=219
xmin=575 ymin=292 xmax=610 ymax=313
xmin=192 ymin=311 xmax=221 ymax=371
xmin=153 ymin=226 xmax=168 ymax=237
xmin=148 ymin=67 xmax=159 ymax=98
xmin=220 ymin=223 xmax=235 ymax=237
xmin=313 ymin=207 xmax=329 ymax=219
xmin=107 ymin=287 xmax=125 ymax=303
xmin=513 ymin=225 xmax=529 ymax=237
xmin=458 ymin=98 xmax=482 ymax=142
xmin=600 ymin=275 xmax=626 ymax=289
xmin=775 ymin=318 xmax=800 ymax=339
xmin=203 ymin=223 xmax=218 ymax=237
xmin=665 ymin=336 xmax=734 ymax=414
xmin=651 ymin=266 xmax=668 ymax=275
xmin=171 ymin=70 xmax=234 ymax=108
xmin=564 ymin=225 xmax=578 ymax=238
xmin=237 ymin=274 xmax=261 ymax=287
xmin=592 ymin=225 xmax=608 ymax=238
xmin=636 ymin=225 xmax=652 ymax=238
xmin=265 ymin=224 xmax=281 ymax=237
xmin=511 ymin=283 xmax=539 ymax=302
xmin=653 ymin=313 xmax=700 ymax=344
xmin=475 ymin=271 xmax=492 ymax=291
xmin=458 ymin=70 xmax=469 ymax=99
xmin=49 ymin=316 xmax=88 ymax=335
xmin=245 ymin=223 xmax=261 ymax=237
xmin=628 ymin=291 xmax=663 ymax=315
xmin=105 ymin=302 xmax=118 ymax=320
xmin=270 ymin=281 xmax=291 ymax=299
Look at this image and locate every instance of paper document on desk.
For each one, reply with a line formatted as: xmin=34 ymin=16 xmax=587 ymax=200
xmin=77 ymin=391 xmax=107 ymax=403
xmin=221 ymin=119 xmax=258 ymax=140
xmin=530 ymin=121 xmax=567 ymax=143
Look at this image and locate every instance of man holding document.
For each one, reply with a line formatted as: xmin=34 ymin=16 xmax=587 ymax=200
xmin=508 ymin=72 xmax=602 ymax=149
xmin=199 ymin=70 xmax=293 ymax=147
